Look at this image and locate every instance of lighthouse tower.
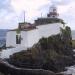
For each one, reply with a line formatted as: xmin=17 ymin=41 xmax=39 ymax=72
xmin=47 ymin=5 xmax=59 ymax=18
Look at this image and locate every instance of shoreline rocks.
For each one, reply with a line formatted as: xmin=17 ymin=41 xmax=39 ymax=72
xmin=0 ymin=59 xmax=56 ymax=75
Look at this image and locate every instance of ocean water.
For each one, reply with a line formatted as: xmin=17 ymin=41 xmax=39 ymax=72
xmin=72 ymin=30 xmax=75 ymax=40
xmin=0 ymin=29 xmax=8 ymax=48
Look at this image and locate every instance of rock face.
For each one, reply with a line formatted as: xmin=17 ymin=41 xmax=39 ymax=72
xmin=0 ymin=59 xmax=55 ymax=75
xmin=9 ymin=26 xmax=74 ymax=73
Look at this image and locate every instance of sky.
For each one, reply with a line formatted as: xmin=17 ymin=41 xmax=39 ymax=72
xmin=0 ymin=0 xmax=75 ymax=30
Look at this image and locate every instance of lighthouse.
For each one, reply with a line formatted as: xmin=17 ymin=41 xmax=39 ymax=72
xmin=4 ymin=5 xmax=65 ymax=58
xmin=47 ymin=5 xmax=59 ymax=18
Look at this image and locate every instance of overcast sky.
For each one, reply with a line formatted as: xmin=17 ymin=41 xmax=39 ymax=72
xmin=0 ymin=0 xmax=75 ymax=30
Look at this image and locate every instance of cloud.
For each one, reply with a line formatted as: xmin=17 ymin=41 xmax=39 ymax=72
xmin=10 ymin=0 xmax=51 ymax=23
xmin=0 ymin=0 xmax=20 ymax=29
xmin=51 ymin=0 xmax=75 ymax=5
xmin=11 ymin=0 xmax=50 ymax=19
xmin=0 ymin=0 xmax=75 ymax=30
xmin=57 ymin=1 xmax=75 ymax=30
xmin=0 ymin=9 xmax=18 ymax=29
xmin=11 ymin=0 xmax=50 ymax=13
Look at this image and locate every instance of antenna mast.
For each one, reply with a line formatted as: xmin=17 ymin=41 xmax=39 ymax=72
xmin=41 ymin=13 xmax=42 ymax=18
xmin=24 ymin=11 xmax=25 ymax=23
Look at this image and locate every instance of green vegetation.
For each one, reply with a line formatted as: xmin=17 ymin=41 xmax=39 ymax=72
xmin=16 ymin=29 xmax=21 ymax=34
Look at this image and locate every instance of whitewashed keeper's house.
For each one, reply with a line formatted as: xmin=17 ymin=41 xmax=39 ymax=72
xmin=1 ymin=5 xmax=65 ymax=58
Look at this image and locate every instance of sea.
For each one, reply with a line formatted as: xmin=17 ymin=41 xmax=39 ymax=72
xmin=72 ymin=30 xmax=75 ymax=40
xmin=0 ymin=29 xmax=8 ymax=48
xmin=0 ymin=29 xmax=75 ymax=75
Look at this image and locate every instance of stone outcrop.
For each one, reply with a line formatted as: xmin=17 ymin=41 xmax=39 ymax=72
xmin=0 ymin=59 xmax=55 ymax=75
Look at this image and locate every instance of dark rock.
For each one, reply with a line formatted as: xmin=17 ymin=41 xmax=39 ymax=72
xmin=56 ymin=73 xmax=72 ymax=75
xmin=0 ymin=59 xmax=55 ymax=75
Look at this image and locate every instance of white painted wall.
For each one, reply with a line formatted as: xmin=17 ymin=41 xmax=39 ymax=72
xmin=20 ymin=31 xmax=28 ymax=47
xmin=6 ymin=31 xmax=17 ymax=47
xmin=6 ymin=31 xmax=28 ymax=48
xmin=27 ymin=29 xmax=39 ymax=48
xmin=37 ymin=23 xmax=63 ymax=38
xmin=6 ymin=29 xmax=39 ymax=49
xmin=6 ymin=23 xmax=64 ymax=49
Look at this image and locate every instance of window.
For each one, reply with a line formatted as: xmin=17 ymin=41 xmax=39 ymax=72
xmin=16 ymin=35 xmax=21 ymax=44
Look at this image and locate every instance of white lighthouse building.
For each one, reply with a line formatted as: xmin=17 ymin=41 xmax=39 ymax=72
xmin=1 ymin=5 xmax=65 ymax=58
